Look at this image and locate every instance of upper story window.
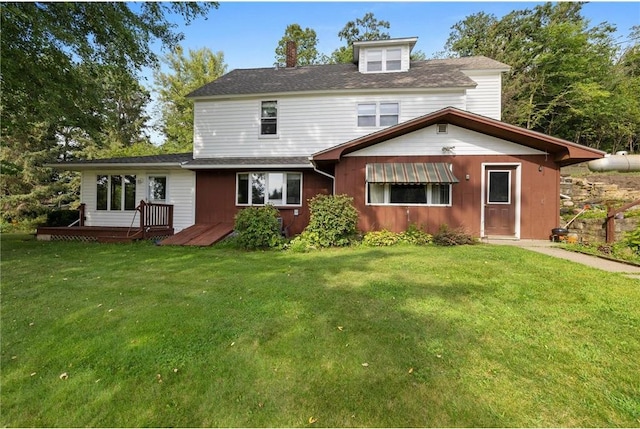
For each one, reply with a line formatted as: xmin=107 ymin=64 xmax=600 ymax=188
xmin=97 ymin=175 xmax=136 ymax=211
xmin=357 ymin=102 xmax=399 ymax=127
xmin=386 ymin=48 xmax=402 ymax=71
xmin=260 ymin=101 xmax=277 ymax=136
xmin=365 ymin=48 xmax=403 ymax=73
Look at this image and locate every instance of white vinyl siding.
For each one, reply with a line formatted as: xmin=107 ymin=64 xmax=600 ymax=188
xmin=81 ymin=169 xmax=195 ymax=232
xmin=193 ymin=91 xmax=466 ymax=158
xmin=462 ymin=70 xmax=503 ymax=120
xmin=345 ymin=124 xmax=547 ymax=157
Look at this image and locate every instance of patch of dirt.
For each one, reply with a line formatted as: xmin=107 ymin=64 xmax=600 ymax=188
xmin=562 ymin=164 xmax=640 ymax=190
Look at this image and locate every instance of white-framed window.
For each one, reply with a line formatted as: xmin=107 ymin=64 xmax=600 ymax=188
xmin=357 ymin=102 xmax=399 ymax=127
xmin=365 ymin=48 xmax=403 ymax=73
xmin=148 ymin=176 xmax=167 ymax=202
xmin=260 ymin=100 xmax=277 ymax=136
xmin=386 ymin=48 xmax=402 ymax=71
xmin=367 ymin=183 xmax=452 ymax=206
xmin=236 ymin=172 xmax=302 ymax=206
xmin=96 ymin=174 xmax=136 ymax=211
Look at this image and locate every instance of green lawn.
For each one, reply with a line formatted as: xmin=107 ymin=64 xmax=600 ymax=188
xmin=1 ymin=234 xmax=639 ymax=427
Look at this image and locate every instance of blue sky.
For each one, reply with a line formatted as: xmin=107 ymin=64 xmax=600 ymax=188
xmin=163 ymin=1 xmax=639 ymax=71
xmin=145 ymin=1 xmax=640 ymax=143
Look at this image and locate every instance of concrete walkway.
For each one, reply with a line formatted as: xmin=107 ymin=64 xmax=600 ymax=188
xmin=485 ymin=239 xmax=640 ymax=279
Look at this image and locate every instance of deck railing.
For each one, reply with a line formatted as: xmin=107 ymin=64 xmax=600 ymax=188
xmin=606 ymin=199 xmax=640 ymax=243
xmin=137 ymin=200 xmax=174 ymax=238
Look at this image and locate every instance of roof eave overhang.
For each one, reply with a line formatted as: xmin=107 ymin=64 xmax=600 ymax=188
xmin=183 ymin=163 xmax=314 ymax=170
xmin=188 ymin=86 xmax=473 ymax=102
xmin=352 ymin=37 xmax=419 ymax=62
xmin=44 ymin=162 xmax=188 ymax=170
xmin=312 ymin=107 xmax=606 ymax=165
xmin=460 ymin=67 xmax=511 ymax=74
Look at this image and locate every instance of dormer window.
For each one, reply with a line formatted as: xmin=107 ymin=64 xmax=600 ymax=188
xmin=365 ymin=47 xmax=403 ymax=73
xmin=386 ymin=48 xmax=401 ymax=71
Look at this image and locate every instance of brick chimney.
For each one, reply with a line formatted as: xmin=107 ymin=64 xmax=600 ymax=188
xmin=285 ymin=40 xmax=297 ymax=68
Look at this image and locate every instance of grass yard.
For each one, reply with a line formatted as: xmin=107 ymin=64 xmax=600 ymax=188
xmin=1 ymin=234 xmax=639 ymax=427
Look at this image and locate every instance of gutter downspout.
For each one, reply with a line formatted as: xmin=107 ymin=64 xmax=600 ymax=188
xmin=309 ymin=158 xmax=336 ymax=195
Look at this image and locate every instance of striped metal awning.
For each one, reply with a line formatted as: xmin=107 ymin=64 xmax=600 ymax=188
xmin=366 ymin=163 xmax=459 ymax=184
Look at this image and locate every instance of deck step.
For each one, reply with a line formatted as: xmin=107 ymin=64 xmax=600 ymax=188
xmin=160 ymin=223 xmax=234 ymax=246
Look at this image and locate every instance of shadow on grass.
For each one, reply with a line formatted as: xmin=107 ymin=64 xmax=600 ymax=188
xmin=1 ymin=235 xmax=638 ymax=427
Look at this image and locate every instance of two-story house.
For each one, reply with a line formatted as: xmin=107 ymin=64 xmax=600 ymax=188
xmin=41 ymin=37 xmax=604 ymax=244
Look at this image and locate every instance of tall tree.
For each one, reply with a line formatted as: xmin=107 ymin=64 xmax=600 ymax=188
xmin=154 ymin=46 xmax=227 ymax=153
xmin=275 ymin=24 xmax=320 ymax=66
xmin=328 ymin=12 xmax=391 ymax=63
xmin=443 ymin=2 xmax=636 ymax=152
xmin=0 ymin=2 xmax=216 ymax=225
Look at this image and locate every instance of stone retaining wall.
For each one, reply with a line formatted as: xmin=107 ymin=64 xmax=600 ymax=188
xmin=568 ymin=217 xmax=638 ymax=244
xmin=559 ymin=175 xmax=639 ymax=243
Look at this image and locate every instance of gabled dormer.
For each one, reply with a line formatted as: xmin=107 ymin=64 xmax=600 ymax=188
xmin=353 ymin=37 xmax=418 ymax=74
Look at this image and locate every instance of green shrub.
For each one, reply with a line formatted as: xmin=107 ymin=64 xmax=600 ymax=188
xmin=433 ymin=224 xmax=476 ymax=246
xmin=286 ymin=231 xmax=320 ymax=253
xmin=363 ymin=229 xmax=399 ymax=247
xmin=46 ymin=209 xmax=81 ymax=227
xmin=234 ymin=205 xmax=283 ymax=250
xmin=399 ymin=223 xmax=433 ymax=245
xmin=303 ymin=194 xmax=359 ymax=247
xmin=625 ymin=226 xmax=640 ymax=255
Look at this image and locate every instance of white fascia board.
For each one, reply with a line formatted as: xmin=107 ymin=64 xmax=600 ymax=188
xmin=183 ymin=164 xmax=313 ymax=170
xmin=352 ymin=37 xmax=419 ymax=62
xmin=189 ymin=86 xmax=474 ymax=102
xmin=461 ymin=67 xmax=511 ymax=74
xmin=352 ymin=37 xmax=419 ymax=48
xmin=45 ymin=162 xmax=187 ymax=170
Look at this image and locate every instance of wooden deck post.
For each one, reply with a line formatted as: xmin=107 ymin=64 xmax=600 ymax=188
xmin=139 ymin=200 xmax=146 ymax=239
xmin=79 ymin=203 xmax=86 ymax=227
xmin=605 ymin=199 xmax=640 ymax=243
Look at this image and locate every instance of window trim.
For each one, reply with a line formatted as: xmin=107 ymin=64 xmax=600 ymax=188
xmin=365 ymin=47 xmax=403 ymax=73
xmin=259 ymin=100 xmax=278 ymax=138
xmin=366 ymin=183 xmax=453 ymax=207
xmin=365 ymin=182 xmax=453 ymax=207
xmin=357 ymin=102 xmax=399 ymax=128
xmin=96 ymin=174 xmax=137 ymax=211
xmin=236 ymin=171 xmax=303 ymax=207
xmin=148 ymin=175 xmax=168 ymax=203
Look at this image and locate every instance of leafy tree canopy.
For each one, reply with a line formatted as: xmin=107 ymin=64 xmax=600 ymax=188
xmin=443 ymin=2 xmax=639 ymax=153
xmin=330 ymin=12 xmax=391 ymax=63
xmin=275 ymin=24 xmax=321 ymax=66
xmin=0 ymin=2 xmax=216 ymax=224
xmin=154 ymin=46 xmax=227 ymax=153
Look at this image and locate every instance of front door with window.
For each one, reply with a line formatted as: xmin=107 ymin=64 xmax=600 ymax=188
xmin=484 ymin=166 xmax=517 ymax=236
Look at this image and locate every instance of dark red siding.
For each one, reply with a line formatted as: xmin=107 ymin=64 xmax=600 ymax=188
xmin=334 ymin=155 xmax=559 ymax=239
xmin=195 ymin=170 xmax=332 ymax=236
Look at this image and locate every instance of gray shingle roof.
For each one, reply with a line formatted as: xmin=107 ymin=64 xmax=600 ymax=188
xmin=187 ymin=56 xmax=510 ymax=98
xmin=184 ymin=157 xmax=312 ymax=168
xmin=47 ymin=153 xmax=314 ymax=169
xmin=50 ymin=152 xmax=194 ymax=166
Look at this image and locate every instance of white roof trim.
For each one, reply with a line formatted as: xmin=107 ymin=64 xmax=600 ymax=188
xmin=183 ymin=164 xmax=313 ymax=170
xmin=45 ymin=162 xmax=187 ymax=170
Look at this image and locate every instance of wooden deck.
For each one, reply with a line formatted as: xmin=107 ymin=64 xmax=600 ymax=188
xmin=36 ymin=226 xmax=174 ymax=243
xmin=160 ymin=223 xmax=234 ymax=246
